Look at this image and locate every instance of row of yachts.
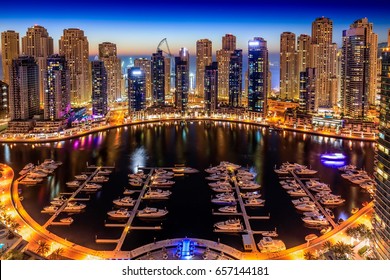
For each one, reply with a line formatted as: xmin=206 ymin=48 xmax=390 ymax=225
xmin=339 ymin=165 xmax=375 ymax=194
xmin=274 ymin=162 xmax=318 ymax=176
xmin=19 ymin=159 xmax=62 ymax=185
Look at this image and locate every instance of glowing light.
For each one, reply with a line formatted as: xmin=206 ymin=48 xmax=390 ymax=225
xmin=132 ymin=70 xmax=142 ymax=75
xmin=249 ymin=41 xmax=259 ymax=46
xmin=320 ymin=153 xmax=346 ymax=160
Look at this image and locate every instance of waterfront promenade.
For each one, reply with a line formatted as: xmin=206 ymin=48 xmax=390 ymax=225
xmin=0 ymin=163 xmax=375 ymax=260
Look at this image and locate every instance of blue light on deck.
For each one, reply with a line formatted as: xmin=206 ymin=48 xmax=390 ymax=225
xmin=321 ymin=160 xmax=346 ymax=168
xmin=320 ymin=153 xmax=346 ymax=160
xmin=177 ymin=238 xmax=195 ymax=260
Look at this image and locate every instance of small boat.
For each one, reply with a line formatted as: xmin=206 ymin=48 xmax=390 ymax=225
xmin=320 ymin=197 xmax=345 ymax=206
xmin=59 ymin=217 xmax=74 ymax=225
xmin=214 ymin=219 xmax=243 ymax=231
xmin=325 ymin=208 xmax=335 ymax=219
xmin=239 ymin=182 xmax=261 ymax=190
xmin=287 ymin=188 xmax=307 ymax=197
xmin=208 ymin=181 xmax=231 ymax=188
xmin=137 ymin=207 xmax=168 ymax=218
xmin=211 ymin=185 xmax=233 ymax=193
xmin=338 ymin=164 xmax=356 ymax=171
xmin=295 ymin=168 xmax=318 ymax=175
xmin=64 ymin=202 xmax=86 ymax=212
xmin=42 ymin=205 xmax=58 ymax=213
xmin=113 ymin=196 xmax=135 ymax=207
xmin=123 ymin=189 xmax=135 ymax=195
xmin=295 ymin=203 xmax=319 ymax=212
xmin=262 ymin=230 xmax=278 ymax=237
xmin=129 ymin=180 xmax=143 ymax=187
xmin=97 ymin=169 xmax=112 ymax=175
xmin=82 ymin=183 xmax=102 ymax=192
xmin=75 ymin=174 xmax=88 ymax=180
xmin=150 ymin=179 xmax=175 ymax=186
xmin=360 ymin=180 xmax=375 ymax=189
xmin=244 ymin=198 xmax=265 ymax=206
xmin=107 ymin=208 xmax=131 ymax=219
xmin=66 ymin=180 xmax=80 ymax=188
xmin=291 ymin=197 xmax=311 ymax=205
xmin=211 ymin=196 xmax=237 ymax=205
xmin=351 ymin=207 xmax=359 ymax=214
xmin=257 ymin=237 xmax=286 ymax=253
xmin=240 ymin=191 xmax=261 ymax=199
xmin=302 ymin=216 xmax=329 ymax=226
xmin=142 ymin=189 xmax=171 ymax=199
xmin=218 ymin=206 xmax=237 ymax=213
xmin=128 ymin=173 xmax=147 ymax=180
xmin=91 ymin=176 xmax=109 ymax=183
xmin=19 ymin=177 xmax=43 ymax=184
xmin=172 ymin=167 xmax=185 ymax=173
xmin=183 ymin=167 xmax=199 ymax=174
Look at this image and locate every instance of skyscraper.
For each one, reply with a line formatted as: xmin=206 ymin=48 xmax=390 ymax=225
xmin=59 ymin=28 xmax=91 ymax=105
xmin=310 ymin=17 xmax=338 ymax=108
xmin=248 ymin=37 xmax=268 ymax=116
xmin=280 ymin=32 xmax=298 ymax=100
xmin=91 ymin=60 xmax=108 ymax=116
xmin=22 ymin=25 xmax=53 ymax=108
xmin=217 ymin=34 xmax=236 ymax=102
xmin=175 ymin=48 xmax=190 ymax=114
xmin=164 ymin=57 xmax=171 ymax=98
xmin=134 ymin=58 xmax=151 ymax=104
xmin=373 ymin=42 xmax=390 ymax=260
xmin=0 ymin=81 xmax=8 ymax=119
xmin=299 ymin=68 xmax=317 ymax=114
xmin=297 ymin=34 xmax=311 ymax=73
xmin=1 ymin=31 xmax=19 ymax=85
xmin=128 ymin=67 xmax=146 ymax=113
xmin=98 ymin=42 xmax=122 ymax=102
xmin=229 ymin=49 xmax=243 ymax=107
xmin=204 ymin=62 xmax=218 ymax=115
xmin=151 ymin=50 xmax=165 ymax=106
xmin=349 ymin=18 xmax=378 ymax=105
xmin=9 ymin=56 xmax=39 ymax=120
xmin=196 ymin=39 xmax=212 ymax=97
xmin=341 ymin=23 xmax=370 ymax=119
xmin=222 ymin=34 xmax=236 ymax=51
xmin=45 ymin=55 xmax=70 ymax=120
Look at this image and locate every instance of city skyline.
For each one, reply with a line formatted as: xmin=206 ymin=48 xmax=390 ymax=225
xmin=1 ymin=1 xmax=389 ymax=57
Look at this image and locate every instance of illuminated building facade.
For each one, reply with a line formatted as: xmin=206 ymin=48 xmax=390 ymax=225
xmin=1 ymin=30 xmax=20 ymax=85
xmin=280 ymin=32 xmax=298 ymax=100
xmin=151 ymin=50 xmax=165 ymax=106
xmin=59 ymin=28 xmax=91 ymax=105
xmin=229 ymin=49 xmax=242 ymax=107
xmin=204 ymin=62 xmax=218 ymax=114
xmin=297 ymin=34 xmax=311 ymax=73
xmin=91 ymin=60 xmax=107 ymax=116
xmin=0 ymin=81 xmax=8 ymax=119
xmin=128 ymin=67 xmax=146 ymax=113
xmin=217 ymin=34 xmax=236 ymax=101
xmin=299 ymin=68 xmax=317 ymax=114
xmin=98 ymin=42 xmax=122 ymax=101
xmin=9 ymin=56 xmax=39 ymax=120
xmin=248 ymin=37 xmax=268 ymax=116
xmin=45 ymin=55 xmax=70 ymax=120
xmin=373 ymin=43 xmax=390 ymax=260
xmin=134 ymin=58 xmax=151 ymax=103
xmin=175 ymin=48 xmax=189 ymax=114
xmin=22 ymin=25 xmax=53 ymax=108
xmin=196 ymin=39 xmax=212 ymax=97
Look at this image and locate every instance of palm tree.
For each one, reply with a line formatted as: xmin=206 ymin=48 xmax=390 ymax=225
xmin=321 ymin=240 xmax=332 ymax=252
xmin=36 ymin=240 xmax=50 ymax=257
xmin=7 ymin=221 xmax=20 ymax=239
xmin=332 ymin=241 xmax=355 ymax=260
xmin=2 ymin=249 xmax=25 ymax=260
xmin=49 ymin=248 xmax=64 ymax=260
xmin=304 ymin=251 xmax=317 ymax=260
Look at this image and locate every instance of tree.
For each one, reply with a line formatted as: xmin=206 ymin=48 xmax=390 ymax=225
xmin=331 ymin=241 xmax=354 ymax=260
xmin=304 ymin=251 xmax=317 ymax=260
xmin=321 ymin=240 xmax=332 ymax=252
xmin=36 ymin=240 xmax=50 ymax=257
xmin=2 ymin=249 xmax=25 ymax=260
xmin=49 ymin=248 xmax=64 ymax=260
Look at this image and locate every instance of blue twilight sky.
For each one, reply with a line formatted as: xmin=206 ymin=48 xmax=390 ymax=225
xmin=1 ymin=0 xmax=389 ymax=57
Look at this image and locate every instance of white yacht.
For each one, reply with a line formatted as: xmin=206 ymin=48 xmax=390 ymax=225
xmin=129 ymin=180 xmax=143 ymax=187
xmin=239 ymin=182 xmax=261 ymax=190
xmin=211 ymin=185 xmax=233 ymax=193
xmin=338 ymin=164 xmax=356 ymax=171
xmin=29 ymin=170 xmax=48 ymax=178
xmin=257 ymin=237 xmax=286 ymax=253
xmin=142 ymin=189 xmax=171 ymax=199
xmin=208 ymin=181 xmax=231 ymax=188
xmin=153 ymin=174 xmax=173 ymax=180
xmin=295 ymin=168 xmax=318 ymax=175
xmin=360 ymin=180 xmax=375 ymax=189
xmin=123 ymin=189 xmax=136 ymax=195
xmin=19 ymin=177 xmax=43 ymax=184
xmin=44 ymin=159 xmax=62 ymax=166
xmin=137 ymin=207 xmax=168 ymax=218
xmin=214 ymin=219 xmax=243 ymax=231
xmin=75 ymin=174 xmax=88 ymax=180
xmin=218 ymin=206 xmax=237 ymax=213
xmin=350 ymin=175 xmax=371 ymax=184
xmin=91 ymin=176 xmax=108 ymax=183
xmin=183 ymin=167 xmax=199 ymax=174
xmin=240 ymin=192 xmax=261 ymax=199
xmin=113 ymin=196 xmax=135 ymax=207
xmin=59 ymin=217 xmax=74 ymax=225
xmin=151 ymin=179 xmax=175 ymax=186
xmin=295 ymin=203 xmax=319 ymax=212
xmin=287 ymin=188 xmax=307 ymax=197
xmin=82 ymin=183 xmax=102 ymax=192
xmin=128 ymin=173 xmax=147 ymax=180
xmin=97 ymin=169 xmax=112 ymax=176
xmin=320 ymin=197 xmax=346 ymax=206
xmin=211 ymin=196 xmax=237 ymax=205
xmin=42 ymin=205 xmax=58 ymax=213
xmin=215 ymin=192 xmax=235 ymax=199
xmin=311 ymin=184 xmax=332 ymax=192
xmin=245 ymin=198 xmax=265 ymax=206
xmin=291 ymin=197 xmax=311 ymax=205
xmin=66 ymin=180 xmax=80 ymax=188
xmin=107 ymin=208 xmax=131 ymax=219
xmin=50 ymin=199 xmax=66 ymax=206
xmin=303 ymin=211 xmax=322 ymax=217
xmin=64 ymin=202 xmax=86 ymax=212
xmin=302 ymin=216 xmax=329 ymax=226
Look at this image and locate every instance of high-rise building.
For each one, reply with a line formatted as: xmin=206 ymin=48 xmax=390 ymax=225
xmin=0 ymin=81 xmax=9 ymax=119
xmin=299 ymin=68 xmax=317 ymax=114
xmin=98 ymin=42 xmax=122 ymax=101
xmin=91 ymin=60 xmax=107 ymax=116
xmin=175 ymin=48 xmax=190 ymax=114
xmin=134 ymin=58 xmax=151 ymax=104
xmin=1 ymin=31 xmax=20 ymax=85
xmin=204 ymin=62 xmax=218 ymax=114
xmin=151 ymin=50 xmax=165 ymax=106
xmin=217 ymin=34 xmax=236 ymax=102
xmin=45 ymin=55 xmax=70 ymax=120
xmin=59 ymin=28 xmax=91 ymax=105
xmin=128 ymin=67 xmax=146 ymax=113
xmin=22 ymin=25 xmax=53 ymax=108
xmin=349 ymin=18 xmax=378 ymax=105
xmin=229 ymin=49 xmax=242 ymax=107
xmin=341 ymin=24 xmax=371 ymax=119
xmin=222 ymin=34 xmax=236 ymax=51
xmin=9 ymin=56 xmax=39 ymax=120
xmin=164 ymin=57 xmax=171 ymax=98
xmin=373 ymin=42 xmax=390 ymax=260
xmin=248 ymin=37 xmax=268 ymax=116
xmin=310 ymin=17 xmax=338 ymax=108
xmin=280 ymin=32 xmax=298 ymax=100
xmin=297 ymin=34 xmax=311 ymax=73
xmin=196 ymin=39 xmax=212 ymax=97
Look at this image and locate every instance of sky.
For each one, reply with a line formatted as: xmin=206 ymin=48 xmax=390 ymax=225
xmin=1 ymin=0 xmax=389 ymax=56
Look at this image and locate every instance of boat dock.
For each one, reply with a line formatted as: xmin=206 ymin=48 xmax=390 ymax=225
xmin=289 ymin=171 xmax=338 ymax=228
xmin=43 ymin=167 xmax=102 ymax=229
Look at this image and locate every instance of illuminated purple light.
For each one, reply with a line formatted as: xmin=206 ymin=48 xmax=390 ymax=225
xmin=320 ymin=153 xmax=346 ymax=160
xmin=321 ymin=160 xmax=346 ymax=167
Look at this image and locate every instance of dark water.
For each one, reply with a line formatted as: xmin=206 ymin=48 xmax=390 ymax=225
xmin=0 ymin=121 xmax=374 ymax=251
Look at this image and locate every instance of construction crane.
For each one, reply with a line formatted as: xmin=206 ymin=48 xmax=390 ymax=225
xmin=156 ymin=38 xmax=175 ymax=88
xmin=157 ymin=38 xmax=172 ymax=58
